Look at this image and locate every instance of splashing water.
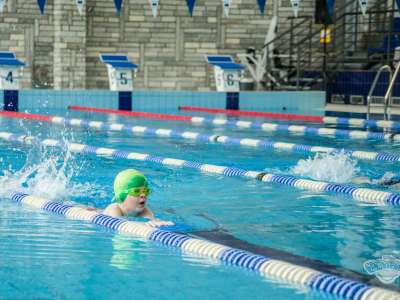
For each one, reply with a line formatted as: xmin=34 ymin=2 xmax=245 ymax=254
xmin=291 ymin=152 xmax=360 ymax=183
xmin=0 ymin=131 xmax=107 ymax=203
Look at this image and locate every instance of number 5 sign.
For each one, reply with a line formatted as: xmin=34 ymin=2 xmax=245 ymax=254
xmin=100 ymin=54 xmax=138 ymax=92
xmin=109 ymin=69 xmax=133 ymax=91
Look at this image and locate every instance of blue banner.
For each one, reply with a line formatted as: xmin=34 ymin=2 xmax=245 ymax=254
xmin=397 ymin=0 xmax=400 ymax=12
xmin=114 ymin=0 xmax=123 ymax=15
xmin=257 ymin=0 xmax=267 ymax=15
xmin=37 ymin=0 xmax=46 ymax=14
xmin=326 ymin=0 xmax=335 ymax=17
xmin=186 ymin=0 xmax=196 ymax=16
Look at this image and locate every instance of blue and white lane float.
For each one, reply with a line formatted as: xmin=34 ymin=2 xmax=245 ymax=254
xmin=9 ymin=192 xmax=400 ymax=300
xmin=1 ymin=131 xmax=400 ymax=207
xmin=67 ymin=106 xmax=400 ymax=142
xmin=322 ymin=116 xmax=400 ymax=131
xmin=48 ymin=115 xmax=400 ymax=163
xmin=189 ymin=117 xmax=400 ymax=141
xmin=1 ymin=111 xmax=398 ymax=163
xmin=180 ymin=106 xmax=400 ymax=131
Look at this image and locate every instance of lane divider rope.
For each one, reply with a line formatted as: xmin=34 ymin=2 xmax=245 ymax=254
xmin=179 ymin=106 xmax=400 ymax=131
xmin=9 ymin=192 xmax=400 ymax=300
xmin=323 ymin=116 xmax=400 ymax=131
xmin=178 ymin=106 xmax=324 ymax=122
xmin=1 ymin=131 xmax=400 ymax=206
xmin=1 ymin=110 xmax=399 ymax=163
xmin=67 ymin=106 xmax=400 ymax=141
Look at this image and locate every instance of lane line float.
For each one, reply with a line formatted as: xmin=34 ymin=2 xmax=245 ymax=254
xmin=1 ymin=110 xmax=399 ymax=163
xmin=9 ymin=192 xmax=400 ymax=300
xmin=67 ymin=106 xmax=400 ymax=141
xmin=1 ymin=131 xmax=399 ymax=206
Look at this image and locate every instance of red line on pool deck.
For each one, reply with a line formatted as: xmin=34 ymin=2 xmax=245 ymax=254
xmin=179 ymin=106 xmax=324 ymax=123
xmin=68 ymin=106 xmax=192 ymax=122
xmin=0 ymin=110 xmax=52 ymax=122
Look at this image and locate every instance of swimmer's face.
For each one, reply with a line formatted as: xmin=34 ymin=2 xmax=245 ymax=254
xmin=123 ymin=188 xmax=148 ymax=213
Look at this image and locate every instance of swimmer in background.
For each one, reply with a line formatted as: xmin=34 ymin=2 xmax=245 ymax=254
xmin=103 ymin=169 xmax=174 ymax=227
xmin=351 ymin=172 xmax=400 ymax=189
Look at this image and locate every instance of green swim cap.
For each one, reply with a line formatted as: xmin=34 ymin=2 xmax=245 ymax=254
xmin=114 ymin=169 xmax=148 ymax=203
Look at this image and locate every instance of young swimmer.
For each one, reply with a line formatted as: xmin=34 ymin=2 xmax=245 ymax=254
xmin=103 ymin=169 xmax=174 ymax=227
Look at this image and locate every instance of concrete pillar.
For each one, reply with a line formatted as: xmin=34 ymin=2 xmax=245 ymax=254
xmin=53 ymin=0 xmax=87 ymax=89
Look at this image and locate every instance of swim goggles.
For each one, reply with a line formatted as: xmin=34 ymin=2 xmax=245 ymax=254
xmin=127 ymin=186 xmax=151 ymax=197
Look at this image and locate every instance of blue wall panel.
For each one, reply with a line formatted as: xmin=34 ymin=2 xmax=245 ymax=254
xmin=18 ymin=90 xmax=118 ymax=113
xmin=15 ymin=89 xmax=325 ymax=116
xmin=239 ymin=91 xmax=325 ymax=116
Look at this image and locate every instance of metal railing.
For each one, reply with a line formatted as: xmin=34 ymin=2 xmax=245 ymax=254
xmin=367 ymin=65 xmax=392 ymax=120
xmin=256 ymin=0 xmax=398 ymax=91
xmin=384 ymin=61 xmax=400 ymax=120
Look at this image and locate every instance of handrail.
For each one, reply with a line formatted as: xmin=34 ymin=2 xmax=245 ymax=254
xmin=259 ymin=0 xmax=393 ymax=90
xmin=291 ymin=0 xmax=393 ymax=79
xmin=261 ymin=17 xmax=312 ymax=50
xmin=262 ymin=0 xmax=357 ymax=52
xmin=343 ymin=9 xmax=397 ymax=17
xmin=294 ymin=3 xmax=392 ymax=52
xmin=275 ymin=0 xmax=390 ymax=51
xmin=384 ymin=61 xmax=400 ymax=120
xmin=366 ymin=65 xmax=393 ymax=120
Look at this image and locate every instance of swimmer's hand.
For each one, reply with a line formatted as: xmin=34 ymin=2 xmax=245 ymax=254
xmin=351 ymin=176 xmax=371 ymax=185
xmin=146 ymin=219 xmax=175 ymax=227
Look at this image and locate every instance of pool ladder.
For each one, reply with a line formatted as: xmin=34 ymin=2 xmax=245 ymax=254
xmin=367 ymin=61 xmax=400 ymax=121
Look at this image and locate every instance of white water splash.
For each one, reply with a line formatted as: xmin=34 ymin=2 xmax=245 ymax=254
xmin=0 ymin=137 xmax=106 ymax=202
xmin=291 ymin=152 xmax=360 ymax=183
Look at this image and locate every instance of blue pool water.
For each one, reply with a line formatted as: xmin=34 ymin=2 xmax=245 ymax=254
xmin=0 ymin=107 xmax=400 ymax=299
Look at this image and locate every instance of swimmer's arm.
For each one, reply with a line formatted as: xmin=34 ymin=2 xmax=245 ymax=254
xmin=351 ymin=176 xmax=372 ymax=185
xmin=139 ymin=207 xmax=175 ymax=227
xmin=103 ymin=204 xmax=123 ymax=218
xmin=138 ymin=207 xmax=155 ymax=219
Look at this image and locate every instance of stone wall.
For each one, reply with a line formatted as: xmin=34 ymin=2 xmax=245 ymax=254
xmin=53 ymin=0 xmax=86 ymax=89
xmin=0 ymin=0 xmax=54 ymax=89
xmin=0 ymin=0 xmax=321 ymax=91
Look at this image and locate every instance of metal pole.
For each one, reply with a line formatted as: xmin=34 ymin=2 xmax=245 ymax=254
xmin=273 ymin=0 xmax=279 ymax=17
xmin=387 ymin=0 xmax=395 ymax=65
xmin=342 ymin=7 xmax=346 ymax=69
xmin=355 ymin=0 xmax=359 ymax=51
xmin=323 ymin=24 xmax=328 ymax=90
xmin=289 ymin=19 xmax=294 ymax=68
xmin=367 ymin=8 xmax=371 ymax=65
xmin=296 ymin=43 xmax=300 ymax=90
xmin=308 ymin=20 xmax=312 ymax=68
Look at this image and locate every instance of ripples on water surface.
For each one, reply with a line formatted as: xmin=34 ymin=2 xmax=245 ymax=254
xmin=0 ymin=110 xmax=399 ymax=299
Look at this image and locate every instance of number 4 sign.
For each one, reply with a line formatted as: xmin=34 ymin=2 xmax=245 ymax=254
xmin=0 ymin=70 xmax=19 ymax=89
xmin=5 ymin=71 xmax=13 ymax=83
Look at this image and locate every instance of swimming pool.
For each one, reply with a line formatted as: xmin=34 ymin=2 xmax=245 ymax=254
xmin=0 ymin=106 xmax=400 ymax=299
